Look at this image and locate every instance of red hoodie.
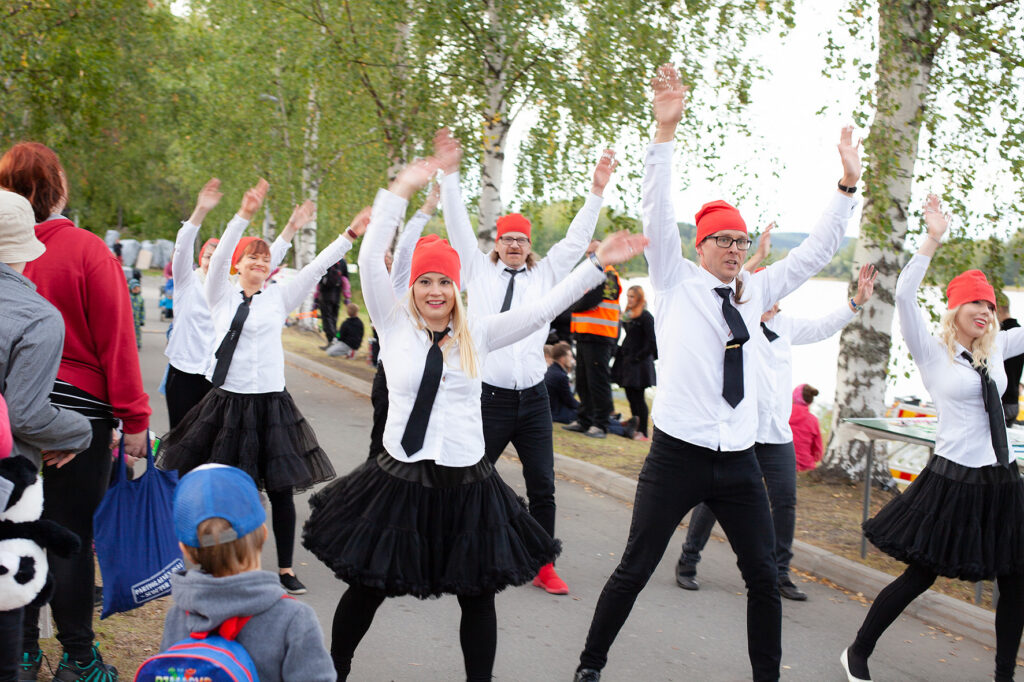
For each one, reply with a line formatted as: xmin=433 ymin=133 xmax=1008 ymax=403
xmin=789 ymin=384 xmax=822 ymax=471
xmin=24 ymin=218 xmax=150 ymax=433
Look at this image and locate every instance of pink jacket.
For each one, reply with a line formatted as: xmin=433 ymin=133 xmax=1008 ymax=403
xmin=0 ymin=394 xmax=11 ymax=459
xmin=789 ymin=385 xmax=822 ymax=471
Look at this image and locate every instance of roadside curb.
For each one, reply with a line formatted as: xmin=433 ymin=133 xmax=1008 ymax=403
xmin=286 ymin=349 xmax=1005 ymax=653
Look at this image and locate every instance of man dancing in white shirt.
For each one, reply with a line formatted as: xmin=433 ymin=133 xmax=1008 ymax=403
xmin=573 ymin=64 xmax=862 ymax=682
xmin=436 ymin=128 xmax=617 ymax=595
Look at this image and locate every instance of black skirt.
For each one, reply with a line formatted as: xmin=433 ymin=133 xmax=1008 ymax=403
xmin=155 ymin=387 xmax=335 ymax=493
xmin=863 ymin=455 xmax=1024 ymax=581
xmin=302 ymin=452 xmax=561 ymax=598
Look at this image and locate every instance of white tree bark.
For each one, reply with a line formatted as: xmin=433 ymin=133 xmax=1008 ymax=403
xmin=476 ymin=0 xmax=510 ymax=250
xmin=262 ymin=202 xmax=277 ymax=243
xmin=820 ymin=0 xmax=937 ymax=483
xmin=297 ymin=82 xmax=321 ymax=331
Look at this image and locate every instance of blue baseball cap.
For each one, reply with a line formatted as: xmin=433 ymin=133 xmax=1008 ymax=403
xmin=174 ymin=464 xmax=266 ymax=547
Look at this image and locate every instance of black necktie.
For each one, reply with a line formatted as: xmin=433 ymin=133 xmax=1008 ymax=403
xmin=401 ymin=329 xmax=449 ymax=456
xmin=761 ymin=322 xmax=779 ymax=342
xmin=211 ymin=291 xmax=259 ymax=388
xmin=715 ymin=286 xmax=750 ymax=408
xmin=500 ymin=268 xmax=524 ymax=313
xmin=961 ymin=351 xmax=1010 ymax=467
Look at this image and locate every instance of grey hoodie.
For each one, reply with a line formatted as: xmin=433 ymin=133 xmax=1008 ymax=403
xmin=160 ymin=570 xmax=335 ymax=682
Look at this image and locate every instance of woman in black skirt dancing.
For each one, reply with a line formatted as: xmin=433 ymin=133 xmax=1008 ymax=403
xmin=158 ymin=179 xmax=362 ymax=595
xmin=302 ymin=154 xmax=647 ymax=681
xmin=841 ymin=194 xmax=1024 ymax=682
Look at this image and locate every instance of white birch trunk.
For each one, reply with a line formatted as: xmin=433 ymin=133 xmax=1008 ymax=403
xmin=477 ymin=0 xmax=510 ymax=250
xmin=262 ymin=202 xmax=278 ymax=244
xmin=820 ymin=0 xmax=937 ymax=483
xmin=297 ymin=82 xmax=321 ymax=331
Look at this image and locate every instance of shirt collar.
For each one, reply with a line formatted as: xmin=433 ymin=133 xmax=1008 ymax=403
xmin=0 ymin=262 xmax=36 ymax=291
xmin=697 ymin=265 xmax=736 ymax=294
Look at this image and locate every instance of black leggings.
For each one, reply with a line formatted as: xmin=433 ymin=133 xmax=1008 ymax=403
xmin=624 ymin=387 xmax=649 ymax=437
xmin=331 ymin=585 xmax=496 ymax=681
xmin=853 ymin=563 xmax=1024 ymax=680
xmin=266 ymin=489 xmax=295 ymax=569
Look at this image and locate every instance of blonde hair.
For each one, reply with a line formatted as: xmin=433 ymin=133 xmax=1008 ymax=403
xmin=405 ymin=292 xmax=479 ymax=378
xmin=182 ymin=518 xmax=265 ymax=578
xmin=940 ymin=305 xmax=998 ymax=368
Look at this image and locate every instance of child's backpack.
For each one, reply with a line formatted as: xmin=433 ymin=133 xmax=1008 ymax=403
xmin=135 ymin=615 xmax=259 ymax=682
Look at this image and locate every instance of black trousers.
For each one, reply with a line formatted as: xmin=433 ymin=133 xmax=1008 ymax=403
xmin=680 ymin=441 xmax=798 ymax=583
xmin=481 ymin=382 xmax=557 ymax=538
xmin=579 ymin=428 xmax=781 ymax=681
xmin=368 ymin=363 xmax=388 ymax=460
xmin=23 ymin=420 xmax=113 ymax=660
xmin=575 ymin=340 xmax=614 ymax=431
xmin=165 ymin=363 xmax=213 ymax=429
xmin=319 ymin=286 xmax=342 ymax=343
xmin=0 ymin=609 xmax=22 ymax=682
xmin=623 ymin=387 xmax=649 ymax=437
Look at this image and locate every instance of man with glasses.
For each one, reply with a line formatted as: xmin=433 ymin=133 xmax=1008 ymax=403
xmin=436 ymin=128 xmax=618 ymax=596
xmin=573 ymin=63 xmax=861 ymax=682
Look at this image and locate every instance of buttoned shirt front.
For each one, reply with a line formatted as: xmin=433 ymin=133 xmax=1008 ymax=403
xmin=442 ymin=172 xmax=603 ymax=389
xmin=643 ymin=141 xmax=857 ymax=452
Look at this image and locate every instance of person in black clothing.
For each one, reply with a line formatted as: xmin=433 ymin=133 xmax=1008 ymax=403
xmin=318 ymin=258 xmax=348 ymax=348
xmin=548 ymin=308 xmax=574 ymax=345
xmin=612 ymin=285 xmax=656 ymax=439
xmin=327 ymin=303 xmax=365 ymax=358
xmin=998 ymin=296 xmax=1023 ymax=427
xmin=545 ymin=341 xmax=580 ymax=423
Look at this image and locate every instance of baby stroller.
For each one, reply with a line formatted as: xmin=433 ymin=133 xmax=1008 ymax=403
xmin=159 ymin=278 xmax=174 ymax=321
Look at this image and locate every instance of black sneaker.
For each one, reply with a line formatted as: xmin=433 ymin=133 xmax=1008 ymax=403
xmin=561 ymin=421 xmax=585 ymax=433
xmin=280 ymin=572 xmax=307 ymax=595
xmin=574 ymin=668 xmax=601 ymax=682
xmin=52 ymin=646 xmax=117 ymax=682
xmin=93 ymin=584 xmax=103 ymax=607
xmin=18 ymin=650 xmax=43 ymax=682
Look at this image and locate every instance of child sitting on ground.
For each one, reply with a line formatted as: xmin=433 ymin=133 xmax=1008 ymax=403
xmin=158 ymin=464 xmax=335 ymax=682
xmin=326 ymin=303 xmax=365 ymax=358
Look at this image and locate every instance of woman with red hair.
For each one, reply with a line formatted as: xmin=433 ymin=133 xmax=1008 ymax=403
xmin=612 ymin=284 xmax=657 ymax=439
xmin=0 ymin=141 xmax=148 ymax=682
xmin=841 ymin=195 xmax=1024 ymax=682
xmin=157 ymin=179 xmax=357 ymax=596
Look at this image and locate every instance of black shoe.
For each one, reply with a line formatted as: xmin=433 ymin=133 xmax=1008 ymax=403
xmin=840 ymin=646 xmax=871 ymax=681
xmin=319 ymin=343 xmax=331 ymax=350
xmin=676 ymin=562 xmax=699 ymax=590
xmin=584 ymin=426 xmax=607 ymax=439
xmin=562 ymin=421 xmax=585 ymax=433
xmin=93 ymin=584 xmax=103 ymax=607
xmin=574 ymin=668 xmax=601 ymax=682
xmin=18 ymin=650 xmax=43 ymax=682
xmin=280 ymin=572 xmax=308 ymax=595
xmin=778 ymin=581 xmax=808 ymax=601
xmin=622 ymin=416 xmax=639 ymax=439
xmin=53 ymin=646 xmax=117 ymax=682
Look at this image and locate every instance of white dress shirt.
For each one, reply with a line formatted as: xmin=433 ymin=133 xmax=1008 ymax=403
xmin=360 ymin=189 xmax=605 ymax=466
xmin=896 ymin=254 xmax=1024 ymax=467
xmin=165 ymin=220 xmax=290 ymax=375
xmin=755 ymin=304 xmax=855 ymax=444
xmin=441 ymin=172 xmax=603 ymax=389
xmin=643 ymin=141 xmax=858 ymax=452
xmin=204 ymin=215 xmax=352 ymax=393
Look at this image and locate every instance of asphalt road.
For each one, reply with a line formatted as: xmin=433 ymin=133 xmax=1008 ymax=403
xmin=139 ymin=277 xmax=1001 ymax=681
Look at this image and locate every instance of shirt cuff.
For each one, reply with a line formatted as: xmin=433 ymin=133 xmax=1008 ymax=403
xmin=645 ymin=142 xmax=674 ymax=166
xmin=377 ymin=188 xmax=410 ymax=218
xmin=827 ymin=190 xmax=859 ymax=215
xmin=582 ymin=192 xmax=604 ymax=212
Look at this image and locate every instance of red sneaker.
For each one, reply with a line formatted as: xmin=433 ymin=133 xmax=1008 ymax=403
xmin=532 ymin=563 xmax=569 ymax=595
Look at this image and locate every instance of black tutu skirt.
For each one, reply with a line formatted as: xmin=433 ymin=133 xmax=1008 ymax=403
xmin=863 ymin=456 xmax=1024 ymax=582
xmin=302 ymin=452 xmax=561 ymax=598
xmin=155 ymin=388 xmax=335 ymax=493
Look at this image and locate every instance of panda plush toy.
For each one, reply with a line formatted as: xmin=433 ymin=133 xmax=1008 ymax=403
xmin=0 ymin=456 xmax=80 ymax=611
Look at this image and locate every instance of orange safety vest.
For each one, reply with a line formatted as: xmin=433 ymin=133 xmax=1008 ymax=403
xmin=571 ymin=267 xmax=621 ymax=339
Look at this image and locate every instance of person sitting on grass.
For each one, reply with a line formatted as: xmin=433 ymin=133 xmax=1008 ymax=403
xmin=327 ymin=303 xmax=365 ymax=358
xmin=545 ymin=341 xmax=580 ymax=424
xmin=158 ymin=464 xmax=335 ymax=682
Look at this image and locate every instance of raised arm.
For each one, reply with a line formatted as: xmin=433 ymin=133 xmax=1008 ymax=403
xmin=541 ymin=151 xmax=615 ymax=278
xmin=392 ymin=188 xmax=436 ymax=297
xmin=787 ymin=264 xmax=875 ymax=345
xmin=436 ymin=129 xmax=489 ymax=284
xmin=896 ymin=195 xmax=948 ymax=366
xmin=205 ymin=179 xmax=267 ymax=306
xmin=174 ymin=178 xmax=223 ymax=293
xmin=644 ymin=65 xmax=691 ymax=292
xmin=280 ymin=236 xmax=354 ymax=313
xmin=483 ymin=231 xmax=647 ymax=351
xmin=742 ymin=222 xmax=774 ymax=273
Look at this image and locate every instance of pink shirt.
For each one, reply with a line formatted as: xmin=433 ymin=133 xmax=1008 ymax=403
xmin=0 ymin=394 xmax=12 ymax=459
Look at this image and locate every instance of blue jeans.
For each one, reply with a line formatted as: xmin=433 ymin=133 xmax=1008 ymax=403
xmin=679 ymin=441 xmax=798 ymax=583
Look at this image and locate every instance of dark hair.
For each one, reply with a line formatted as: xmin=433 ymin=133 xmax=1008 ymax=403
xmin=551 ymin=341 xmax=573 ymax=362
xmin=802 ymin=384 xmax=819 ymax=405
xmin=0 ymin=142 xmax=67 ymax=223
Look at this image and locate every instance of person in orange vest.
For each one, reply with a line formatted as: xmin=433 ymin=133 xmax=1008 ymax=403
xmin=564 ymin=242 xmax=622 ymax=438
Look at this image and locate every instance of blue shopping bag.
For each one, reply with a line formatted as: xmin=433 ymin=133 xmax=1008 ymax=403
xmin=94 ymin=436 xmax=183 ymax=619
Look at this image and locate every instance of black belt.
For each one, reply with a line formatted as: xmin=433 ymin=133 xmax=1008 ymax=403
xmin=375 ymin=451 xmax=493 ymax=488
xmin=482 ymin=381 xmax=547 ymax=398
xmin=926 ymin=455 xmax=1021 ymax=484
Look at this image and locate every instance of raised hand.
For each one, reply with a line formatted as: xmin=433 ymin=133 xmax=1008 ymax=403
xmin=837 ymin=126 xmax=862 ymax=187
xmin=278 ymin=199 xmax=316 ymax=243
xmin=594 ymin=231 xmax=650 ymax=267
xmin=743 ymin=222 xmax=774 ymax=273
xmin=652 ymin=64 xmax=688 ymax=142
xmin=348 ymin=206 xmax=372 ymax=238
xmin=238 ymin=178 xmax=269 ymax=221
xmin=420 ymin=183 xmax=440 ymax=216
xmin=853 ymin=263 xmax=877 ymax=306
xmin=591 ymin=149 xmax=618 ymax=197
xmin=433 ymin=128 xmax=462 ymax=176
xmin=923 ymin=193 xmax=949 ymax=239
xmin=390 ymin=157 xmax=441 ymax=200
xmin=192 ymin=177 xmax=223 ymax=217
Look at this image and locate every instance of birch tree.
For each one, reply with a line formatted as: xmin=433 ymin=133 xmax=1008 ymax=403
xmin=819 ymin=0 xmax=1024 ymax=482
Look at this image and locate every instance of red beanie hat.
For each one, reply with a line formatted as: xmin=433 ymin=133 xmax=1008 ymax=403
xmin=200 ymin=237 xmax=219 ymax=259
xmin=496 ymin=213 xmax=531 ymax=241
xmin=946 ymin=269 xmax=996 ymax=310
xmin=409 ymin=234 xmax=461 ymax=290
xmin=694 ymin=200 xmax=747 ymax=247
xmin=230 ymin=236 xmax=265 ymax=275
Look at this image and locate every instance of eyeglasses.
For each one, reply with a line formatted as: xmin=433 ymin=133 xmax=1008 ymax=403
xmin=498 ymin=236 xmax=531 ymax=246
xmin=703 ymin=235 xmax=752 ymax=251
